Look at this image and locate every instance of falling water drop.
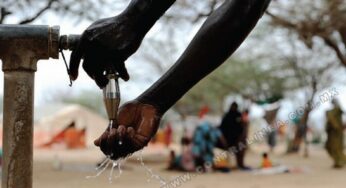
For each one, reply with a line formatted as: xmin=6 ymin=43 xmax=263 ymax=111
xmin=108 ymin=120 xmax=113 ymax=131
xmin=138 ymin=151 xmax=167 ymax=186
xmin=108 ymin=162 xmax=117 ymax=184
xmin=117 ymin=161 xmax=123 ymax=178
xmin=95 ymin=157 xmax=110 ymax=171
xmin=86 ymin=159 xmax=111 ymax=179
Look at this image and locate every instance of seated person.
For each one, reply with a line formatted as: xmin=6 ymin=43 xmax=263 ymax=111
xmin=192 ymin=121 xmax=227 ymax=172
xmin=167 ymin=134 xmax=195 ymax=172
xmin=261 ymin=152 xmax=273 ymax=168
xmin=167 ymin=150 xmax=180 ymax=170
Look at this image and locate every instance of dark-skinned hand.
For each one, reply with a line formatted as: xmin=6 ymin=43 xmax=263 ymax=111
xmin=69 ymin=14 xmax=144 ymax=87
xmin=94 ymin=100 xmax=161 ymax=160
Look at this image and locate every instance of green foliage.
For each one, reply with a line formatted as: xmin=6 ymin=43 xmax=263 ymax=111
xmin=175 ymin=58 xmax=298 ymax=115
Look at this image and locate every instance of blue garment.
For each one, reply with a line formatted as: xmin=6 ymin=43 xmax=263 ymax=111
xmin=192 ymin=121 xmax=221 ymax=163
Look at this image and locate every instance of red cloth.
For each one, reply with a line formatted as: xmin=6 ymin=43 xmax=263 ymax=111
xmin=198 ymin=105 xmax=210 ymax=119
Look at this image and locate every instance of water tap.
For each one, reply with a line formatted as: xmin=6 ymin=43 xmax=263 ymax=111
xmin=103 ymin=71 xmax=122 ymax=145
xmin=59 ymin=35 xmax=122 ymax=145
xmin=103 ymin=71 xmax=121 ymax=123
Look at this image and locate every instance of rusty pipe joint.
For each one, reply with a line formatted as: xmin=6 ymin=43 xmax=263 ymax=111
xmin=0 ymin=25 xmax=60 ymax=71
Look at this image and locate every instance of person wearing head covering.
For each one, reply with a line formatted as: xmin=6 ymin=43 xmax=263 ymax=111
xmin=325 ymin=99 xmax=346 ymax=168
xmin=219 ymin=102 xmax=250 ymax=170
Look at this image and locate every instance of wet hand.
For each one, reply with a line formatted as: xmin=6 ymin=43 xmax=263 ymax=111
xmin=69 ymin=15 xmax=144 ymax=87
xmin=94 ymin=101 xmax=161 ymax=160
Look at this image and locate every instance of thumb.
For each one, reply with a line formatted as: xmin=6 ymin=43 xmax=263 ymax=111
xmin=94 ymin=131 xmax=107 ymax=146
xmin=94 ymin=137 xmax=101 ymax=146
xmin=69 ymin=39 xmax=85 ymax=80
xmin=116 ymin=62 xmax=130 ymax=81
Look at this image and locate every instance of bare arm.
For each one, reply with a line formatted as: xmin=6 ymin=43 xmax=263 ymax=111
xmin=122 ymin=0 xmax=176 ymax=36
xmin=69 ymin=0 xmax=176 ymax=87
xmin=92 ymin=0 xmax=272 ymax=159
xmin=137 ymin=0 xmax=271 ymax=114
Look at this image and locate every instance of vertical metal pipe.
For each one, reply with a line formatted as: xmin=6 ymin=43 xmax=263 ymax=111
xmin=2 ymin=71 xmax=35 ymax=188
xmin=0 ymin=24 xmax=60 ymax=188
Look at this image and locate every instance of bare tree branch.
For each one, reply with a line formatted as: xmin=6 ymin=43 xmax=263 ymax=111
xmin=18 ymin=0 xmax=57 ymax=24
xmin=265 ymin=11 xmax=296 ymax=29
xmin=267 ymin=6 xmax=346 ymax=67
xmin=322 ymin=36 xmax=346 ymax=67
xmin=0 ymin=7 xmax=12 ymax=24
xmin=192 ymin=0 xmax=218 ymax=23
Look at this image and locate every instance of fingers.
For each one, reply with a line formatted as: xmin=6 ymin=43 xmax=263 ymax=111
xmin=94 ymin=72 xmax=108 ymax=88
xmin=82 ymin=52 xmax=108 ymax=88
xmin=94 ymin=126 xmax=129 ymax=148
xmin=94 ymin=125 xmax=146 ymax=160
xmin=94 ymin=130 xmax=109 ymax=155
xmin=70 ymin=39 xmax=130 ymax=86
xmin=107 ymin=128 xmax=118 ymax=148
xmin=127 ymin=127 xmax=135 ymax=138
xmin=94 ymin=138 xmax=101 ymax=147
xmin=69 ymin=39 xmax=85 ymax=81
xmin=81 ymin=56 xmax=95 ymax=79
xmin=132 ymin=134 xmax=150 ymax=148
xmin=115 ymin=62 xmax=130 ymax=81
xmin=117 ymin=125 xmax=126 ymax=142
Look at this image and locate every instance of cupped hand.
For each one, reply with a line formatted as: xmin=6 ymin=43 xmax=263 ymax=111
xmin=94 ymin=100 xmax=161 ymax=160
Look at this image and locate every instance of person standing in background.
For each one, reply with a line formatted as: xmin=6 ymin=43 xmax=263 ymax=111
xmin=164 ymin=123 xmax=173 ymax=147
xmin=219 ymin=102 xmax=251 ymax=170
xmin=325 ymin=99 xmax=346 ymax=168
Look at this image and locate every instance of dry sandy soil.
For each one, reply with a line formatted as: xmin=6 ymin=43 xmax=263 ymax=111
xmin=4 ymin=145 xmax=346 ymax=188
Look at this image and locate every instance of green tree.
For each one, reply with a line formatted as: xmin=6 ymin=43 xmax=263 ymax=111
xmin=174 ymin=57 xmax=297 ymax=115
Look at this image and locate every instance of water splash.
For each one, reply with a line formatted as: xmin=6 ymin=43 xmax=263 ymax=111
xmin=108 ymin=161 xmax=117 ymax=183
xmin=86 ymin=155 xmax=126 ymax=183
xmin=137 ymin=151 xmax=167 ymax=186
xmin=96 ymin=157 xmax=111 ymax=171
xmin=86 ymin=148 xmax=167 ymax=186
xmin=108 ymin=159 xmax=124 ymax=183
xmin=86 ymin=157 xmax=111 ymax=179
xmin=85 ymin=119 xmax=126 ymax=183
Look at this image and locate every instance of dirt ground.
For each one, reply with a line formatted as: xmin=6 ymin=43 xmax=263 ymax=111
xmin=4 ymin=145 xmax=346 ymax=188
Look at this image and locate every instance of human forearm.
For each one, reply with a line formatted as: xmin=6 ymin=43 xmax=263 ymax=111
xmin=137 ymin=0 xmax=271 ymax=114
xmin=68 ymin=0 xmax=176 ymax=85
xmin=122 ymin=0 xmax=176 ymax=37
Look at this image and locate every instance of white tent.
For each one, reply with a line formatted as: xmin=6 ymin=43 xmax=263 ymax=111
xmin=35 ymin=104 xmax=108 ymax=147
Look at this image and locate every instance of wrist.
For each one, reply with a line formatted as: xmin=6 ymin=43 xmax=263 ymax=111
xmin=121 ymin=0 xmax=175 ymax=36
xmin=135 ymin=95 xmax=166 ymax=116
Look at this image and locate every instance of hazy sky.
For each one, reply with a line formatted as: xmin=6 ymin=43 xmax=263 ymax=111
xmin=0 ymin=5 xmax=206 ymax=106
xmin=0 ymin=10 xmax=167 ymax=105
